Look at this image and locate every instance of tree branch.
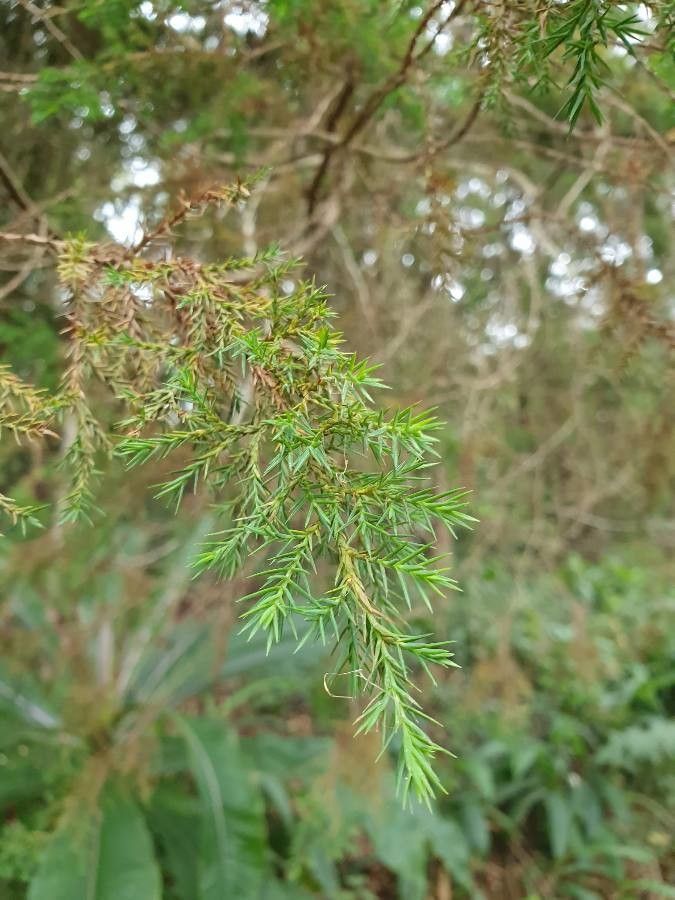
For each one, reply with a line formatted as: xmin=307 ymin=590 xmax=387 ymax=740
xmin=306 ymin=0 xmax=469 ymax=212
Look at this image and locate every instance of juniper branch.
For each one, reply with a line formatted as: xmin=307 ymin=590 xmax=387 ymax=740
xmin=0 ymin=180 xmax=474 ymax=801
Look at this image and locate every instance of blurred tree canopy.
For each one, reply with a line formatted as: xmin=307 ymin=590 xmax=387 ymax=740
xmin=0 ymin=2 xmax=674 ymax=898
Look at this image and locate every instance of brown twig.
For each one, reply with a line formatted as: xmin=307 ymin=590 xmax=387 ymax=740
xmin=130 ymin=182 xmax=251 ymax=255
xmin=0 ymin=149 xmax=63 ymax=253
xmin=504 ymin=91 xmax=668 ymax=152
xmin=0 ymin=222 xmax=48 ymax=301
xmin=16 ymin=0 xmax=83 ymax=62
xmin=0 ymin=150 xmax=36 ymax=214
xmin=372 ymin=92 xmax=484 ymax=164
xmin=306 ymin=0 xmax=469 ymax=212
xmin=0 ymin=70 xmax=38 ymax=83
xmin=304 ymin=78 xmax=355 ymax=213
xmin=0 ymin=232 xmax=63 ymax=249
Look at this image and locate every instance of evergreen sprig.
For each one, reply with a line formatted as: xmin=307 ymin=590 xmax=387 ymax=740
xmin=542 ymin=0 xmax=647 ymax=126
xmin=0 ymin=181 xmax=474 ymax=801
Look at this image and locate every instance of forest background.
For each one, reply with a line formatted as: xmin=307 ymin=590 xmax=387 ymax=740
xmin=0 ymin=1 xmax=673 ymax=898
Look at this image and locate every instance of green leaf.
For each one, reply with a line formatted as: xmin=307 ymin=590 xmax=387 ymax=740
xmin=425 ymin=815 xmax=472 ymax=889
xmin=368 ymin=803 xmax=429 ymax=900
xmin=29 ymin=784 xmax=161 ymax=900
xmin=148 ymin=784 xmax=201 ymax=900
xmin=460 ymin=800 xmax=490 ymax=855
xmin=544 ymin=790 xmax=571 ymax=860
xmin=622 ymin=882 xmax=675 ymax=899
xmin=173 ymin=715 xmax=268 ymax=899
xmin=463 ymin=757 xmax=496 ymax=801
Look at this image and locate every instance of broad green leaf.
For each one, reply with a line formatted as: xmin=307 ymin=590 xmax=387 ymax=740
xmin=424 ymin=814 xmax=472 ymax=890
xmin=544 ymin=790 xmax=571 ymax=860
xmin=148 ymin=784 xmax=201 ymax=900
xmin=369 ymin=805 xmax=428 ymax=900
xmin=510 ymin=741 xmax=542 ymax=780
xmin=368 ymin=798 xmax=473 ymax=900
xmin=29 ymin=784 xmax=161 ymax=900
xmin=173 ymin=715 xmax=268 ymax=899
xmin=460 ymin=800 xmax=490 ymax=856
xmin=241 ymin=734 xmax=331 ymax=779
xmin=463 ymin=757 xmax=496 ymax=801
xmin=0 ymin=666 xmax=60 ymax=733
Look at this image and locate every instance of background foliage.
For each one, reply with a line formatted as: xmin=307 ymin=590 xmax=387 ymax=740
xmin=0 ymin=1 xmax=673 ymax=898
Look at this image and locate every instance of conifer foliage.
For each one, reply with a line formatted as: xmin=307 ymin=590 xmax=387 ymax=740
xmin=0 ymin=180 xmax=473 ymax=801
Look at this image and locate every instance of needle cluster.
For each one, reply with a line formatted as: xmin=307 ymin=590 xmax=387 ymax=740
xmin=0 ymin=181 xmax=474 ymax=801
